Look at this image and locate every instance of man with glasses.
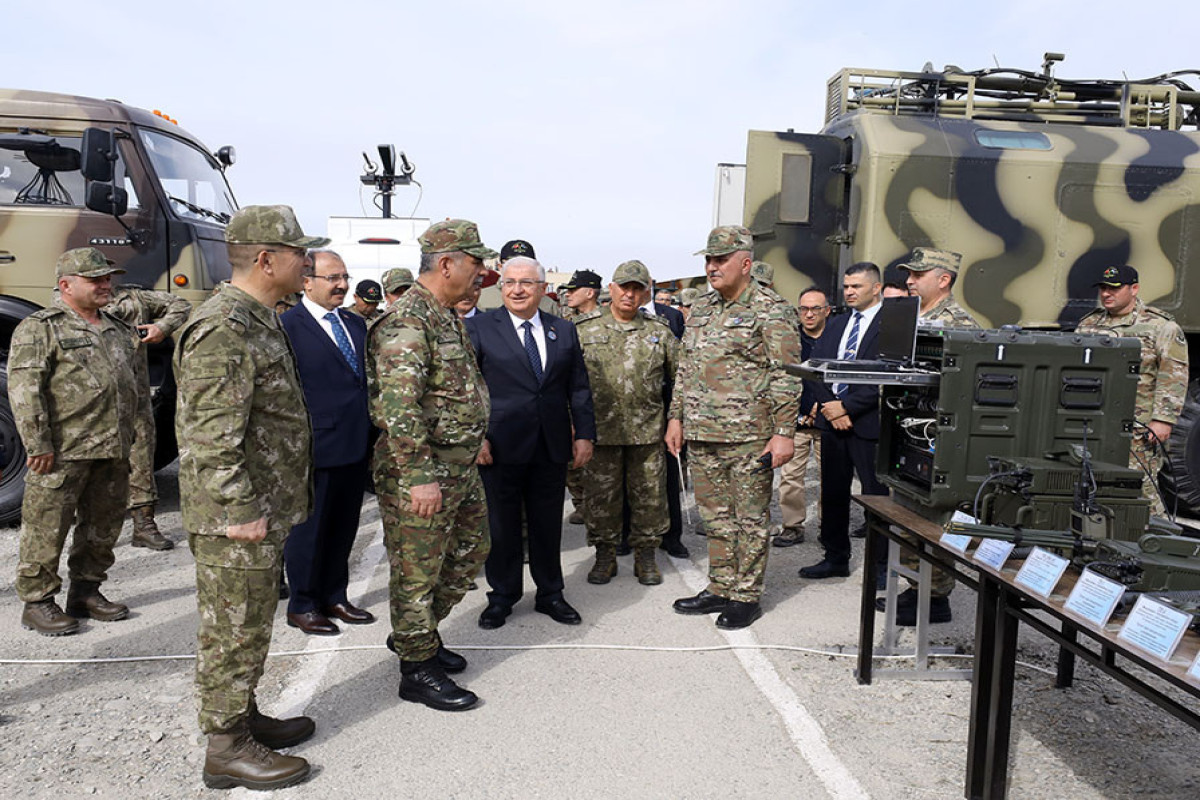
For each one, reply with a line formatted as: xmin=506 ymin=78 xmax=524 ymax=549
xmin=280 ymin=250 xmax=374 ymax=636
xmin=175 ymin=205 xmax=327 ymax=790
xmin=774 ymin=286 xmax=831 ymax=548
xmin=467 ymin=256 xmax=596 ymax=630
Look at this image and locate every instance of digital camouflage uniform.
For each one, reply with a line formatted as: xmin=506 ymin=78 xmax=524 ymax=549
xmin=1076 ymin=298 xmax=1189 ymax=516
xmin=10 ymin=297 xmax=147 ymax=603
xmin=105 ymin=286 xmax=191 ymax=509
xmin=175 ymin=283 xmax=314 ymax=734
xmin=576 ymin=305 xmax=678 ymax=547
xmin=368 ymin=280 xmax=491 ymax=662
xmin=671 ymin=275 xmax=802 ymax=603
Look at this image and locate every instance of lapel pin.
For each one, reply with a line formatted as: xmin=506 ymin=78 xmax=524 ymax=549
xmin=547 ymin=328 xmax=558 ymax=341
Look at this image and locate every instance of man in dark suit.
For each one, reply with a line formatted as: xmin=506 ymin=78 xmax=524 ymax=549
xmin=280 ymin=250 xmax=375 ymax=635
xmin=799 ymin=262 xmax=889 ymax=579
xmin=466 ymin=256 xmax=596 ymax=629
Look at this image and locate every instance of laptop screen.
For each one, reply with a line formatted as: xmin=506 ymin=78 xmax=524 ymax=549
xmin=877 ymin=296 xmax=920 ymax=363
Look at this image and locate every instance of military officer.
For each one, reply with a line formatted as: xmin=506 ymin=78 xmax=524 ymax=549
xmin=576 ymin=260 xmax=679 ymax=586
xmin=560 ymin=269 xmax=604 ymax=523
xmin=10 ymin=248 xmax=149 ymax=636
xmin=175 ymin=205 xmax=327 ymax=791
xmin=382 ymin=267 xmax=415 ymax=304
xmin=1076 ymin=264 xmax=1188 ymax=516
xmin=665 ymin=226 xmax=802 ymax=629
xmin=105 ymin=285 xmax=192 ymax=550
xmin=369 ymin=218 xmax=495 ymax=711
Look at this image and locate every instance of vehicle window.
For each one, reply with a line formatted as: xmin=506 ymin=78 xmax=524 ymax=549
xmin=779 ymin=152 xmax=813 ymax=224
xmin=0 ymin=134 xmax=86 ymax=206
xmin=139 ymin=129 xmax=235 ymax=224
xmin=975 ymin=130 xmax=1053 ymax=150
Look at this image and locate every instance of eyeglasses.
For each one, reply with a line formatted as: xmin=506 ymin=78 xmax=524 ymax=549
xmin=310 ymin=273 xmax=352 ymax=283
xmin=798 ymin=305 xmax=828 ymax=314
xmin=500 ymin=279 xmax=545 ymax=290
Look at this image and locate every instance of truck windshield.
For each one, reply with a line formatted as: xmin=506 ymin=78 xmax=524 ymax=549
xmin=139 ymin=128 xmax=236 ymax=224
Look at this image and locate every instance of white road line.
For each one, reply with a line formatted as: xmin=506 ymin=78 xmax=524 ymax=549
xmin=674 ymin=554 xmax=871 ymax=800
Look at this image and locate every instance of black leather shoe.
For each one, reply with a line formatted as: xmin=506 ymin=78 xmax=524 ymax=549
xmin=286 ymin=611 xmax=340 ymax=636
xmin=896 ymin=596 xmax=952 ymax=626
xmin=660 ymin=538 xmax=690 ymax=558
xmin=716 ymin=600 xmax=763 ymax=630
xmin=478 ymin=603 xmax=511 ymax=630
xmin=323 ymin=602 xmax=376 ymax=625
xmin=534 ymin=597 xmax=582 ymax=625
xmin=673 ymin=590 xmax=727 ymax=615
xmin=798 ymin=560 xmax=850 ymax=579
xmin=615 ymin=542 xmax=632 ymax=556
xmin=850 ymin=524 xmax=868 ymax=539
xmin=248 ymin=707 xmax=316 ymax=749
xmin=399 ymin=659 xmax=478 ymax=711
xmin=875 ymin=588 xmax=918 ymax=613
xmin=437 ymin=645 xmax=468 ymax=674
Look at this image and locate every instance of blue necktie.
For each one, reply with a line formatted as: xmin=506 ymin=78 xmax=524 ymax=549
xmin=324 ymin=312 xmax=359 ymax=376
xmin=522 ymin=321 xmax=543 ymax=382
xmin=834 ymin=311 xmax=862 ymax=397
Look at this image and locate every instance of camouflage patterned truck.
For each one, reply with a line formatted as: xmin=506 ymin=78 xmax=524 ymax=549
xmin=0 ymin=89 xmax=238 ymax=524
xmin=742 ymin=55 xmax=1200 ymax=514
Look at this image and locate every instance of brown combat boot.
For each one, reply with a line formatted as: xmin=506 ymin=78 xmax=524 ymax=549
xmin=21 ymin=599 xmax=81 ymax=636
xmin=634 ymin=547 xmax=663 ymax=586
xmin=203 ymin=719 xmax=311 ymax=791
xmin=248 ymin=705 xmax=316 ymax=749
xmin=587 ymin=544 xmax=618 ymax=584
xmin=130 ymin=505 xmax=174 ymax=551
xmin=65 ymin=581 xmax=129 ymax=622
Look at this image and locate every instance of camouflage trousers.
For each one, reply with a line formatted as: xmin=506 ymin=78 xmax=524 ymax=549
xmin=1130 ymin=435 xmax=1166 ymax=517
xmin=16 ymin=458 xmax=130 ymax=603
xmin=581 ymin=443 xmax=667 ymax=548
xmin=127 ymin=406 xmax=157 ymax=509
xmin=191 ymin=530 xmax=284 ymax=734
xmin=778 ymin=428 xmax=820 ymax=529
xmin=689 ymin=440 xmax=773 ymax=603
xmin=377 ymin=459 xmax=488 ymax=662
xmin=566 ymin=462 xmax=586 ymax=514
xmin=899 ymin=533 xmax=957 ymax=598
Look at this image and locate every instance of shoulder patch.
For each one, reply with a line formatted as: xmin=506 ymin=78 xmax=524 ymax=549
xmin=1144 ymin=305 xmax=1175 ymax=322
xmin=645 ymin=312 xmax=672 ymax=328
xmin=225 ymin=304 xmax=252 ymax=331
xmin=575 ymin=309 xmax=603 ymax=324
xmin=28 ymin=307 xmax=64 ymax=321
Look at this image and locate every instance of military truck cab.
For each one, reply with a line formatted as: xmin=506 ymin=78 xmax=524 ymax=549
xmin=742 ymin=58 xmax=1200 ymax=513
xmin=0 ymin=89 xmax=238 ymax=523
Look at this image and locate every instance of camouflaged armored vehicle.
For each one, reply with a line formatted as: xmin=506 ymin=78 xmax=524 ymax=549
xmin=0 ymin=89 xmax=238 ymax=523
xmin=742 ymin=55 xmax=1200 ymax=514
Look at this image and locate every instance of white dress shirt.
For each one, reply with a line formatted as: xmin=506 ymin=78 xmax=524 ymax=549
xmin=836 ymin=300 xmax=882 ymax=359
xmin=301 ymin=295 xmax=355 ymax=353
xmin=506 ymin=309 xmax=546 ymax=370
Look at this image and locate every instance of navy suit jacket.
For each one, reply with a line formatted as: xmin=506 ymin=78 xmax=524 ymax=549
xmin=466 ymin=308 xmax=596 ymax=465
xmin=651 ymin=302 xmax=685 ymax=340
xmin=806 ymin=307 xmax=883 ymax=440
xmin=281 ymin=303 xmax=371 ymax=469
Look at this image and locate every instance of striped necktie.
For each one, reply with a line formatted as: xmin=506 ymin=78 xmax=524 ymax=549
xmin=324 ymin=312 xmax=359 ymax=376
xmin=834 ymin=311 xmax=862 ymax=397
xmin=522 ymin=321 xmax=543 ymax=381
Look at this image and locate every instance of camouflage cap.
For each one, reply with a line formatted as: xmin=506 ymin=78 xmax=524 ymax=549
xmin=679 ymin=287 xmax=699 ymax=306
xmin=694 ymin=225 xmax=753 ymax=256
xmin=355 ymin=279 xmax=383 ymax=303
xmin=419 ymin=219 xmax=499 ymax=260
xmin=751 ymin=260 xmax=774 ymax=286
xmin=56 ymin=247 xmax=125 ymax=279
xmin=899 ymin=247 xmax=962 ymax=274
xmin=224 ymin=204 xmax=331 ymax=248
xmin=500 ymin=239 xmax=536 ymax=261
xmin=1094 ymin=264 xmax=1139 ymax=287
xmin=382 ymin=267 xmax=415 ymax=292
xmin=563 ymin=269 xmax=602 ymax=290
xmin=612 ymin=260 xmax=652 ymax=287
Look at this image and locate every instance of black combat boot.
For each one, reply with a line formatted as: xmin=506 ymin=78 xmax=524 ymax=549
xmin=399 ymin=658 xmax=479 ymax=711
xmin=247 ymin=704 xmax=316 ymax=749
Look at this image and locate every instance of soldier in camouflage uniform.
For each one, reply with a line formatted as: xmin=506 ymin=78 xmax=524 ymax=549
xmin=105 ymin=285 xmax=191 ymax=550
xmin=368 ymin=218 xmax=496 ymax=712
xmin=175 ymin=206 xmax=326 ymax=791
xmin=888 ymin=247 xmax=983 ymax=624
xmin=382 ymin=267 xmax=415 ymax=304
xmin=576 ymin=260 xmax=679 ymax=586
xmin=678 ymin=287 xmax=698 ymax=321
xmin=10 ymin=248 xmax=149 ymax=637
xmin=1076 ymin=265 xmax=1189 ymax=517
xmin=349 ymin=279 xmax=383 ymax=320
xmin=666 ymin=226 xmax=802 ymax=629
xmin=560 ymin=269 xmax=603 ymax=523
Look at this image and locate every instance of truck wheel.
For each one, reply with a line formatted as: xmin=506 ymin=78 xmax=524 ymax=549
xmin=0 ymin=370 xmax=27 ymax=526
xmin=1161 ymin=380 xmax=1200 ymax=515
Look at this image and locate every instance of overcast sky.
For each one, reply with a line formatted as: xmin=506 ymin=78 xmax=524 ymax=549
xmin=10 ymin=0 xmax=1200 ymax=279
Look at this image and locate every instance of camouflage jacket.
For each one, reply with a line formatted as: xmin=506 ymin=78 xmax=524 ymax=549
xmin=367 ymin=281 xmax=490 ymax=487
xmin=1076 ymin=299 xmax=1189 ymax=425
xmin=921 ymin=294 xmax=981 ymax=329
xmin=576 ymin=307 xmax=679 ymax=446
xmin=8 ymin=299 xmax=148 ymax=461
xmin=173 ymin=284 xmax=313 ymax=535
xmin=669 ymin=280 xmax=802 ymax=442
xmin=105 ymin=286 xmax=192 ymax=335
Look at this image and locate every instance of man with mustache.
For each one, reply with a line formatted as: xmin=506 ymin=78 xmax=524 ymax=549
xmin=279 ymin=250 xmax=375 ymax=635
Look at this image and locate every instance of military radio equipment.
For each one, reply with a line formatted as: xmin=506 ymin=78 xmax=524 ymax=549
xmin=739 ymin=55 xmax=1200 ymax=517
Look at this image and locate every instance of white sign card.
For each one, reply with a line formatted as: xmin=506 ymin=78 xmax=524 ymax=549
xmin=939 ymin=531 xmax=973 ymax=554
xmin=1117 ymin=595 xmax=1192 ymax=662
xmin=972 ymin=539 xmax=1015 ymax=571
xmin=1013 ymin=547 xmax=1070 ymax=598
xmin=1063 ymin=569 xmax=1126 ymax=628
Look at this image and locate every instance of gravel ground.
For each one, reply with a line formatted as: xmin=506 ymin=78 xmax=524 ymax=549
xmin=0 ymin=463 xmax=1198 ymax=799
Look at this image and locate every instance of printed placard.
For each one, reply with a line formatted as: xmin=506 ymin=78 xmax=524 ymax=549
xmin=939 ymin=531 xmax=973 ymax=554
xmin=1117 ymin=595 xmax=1191 ymax=662
xmin=1013 ymin=547 xmax=1070 ymax=598
xmin=1063 ymin=569 xmax=1127 ymax=628
xmin=972 ymin=539 xmax=1016 ymax=571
